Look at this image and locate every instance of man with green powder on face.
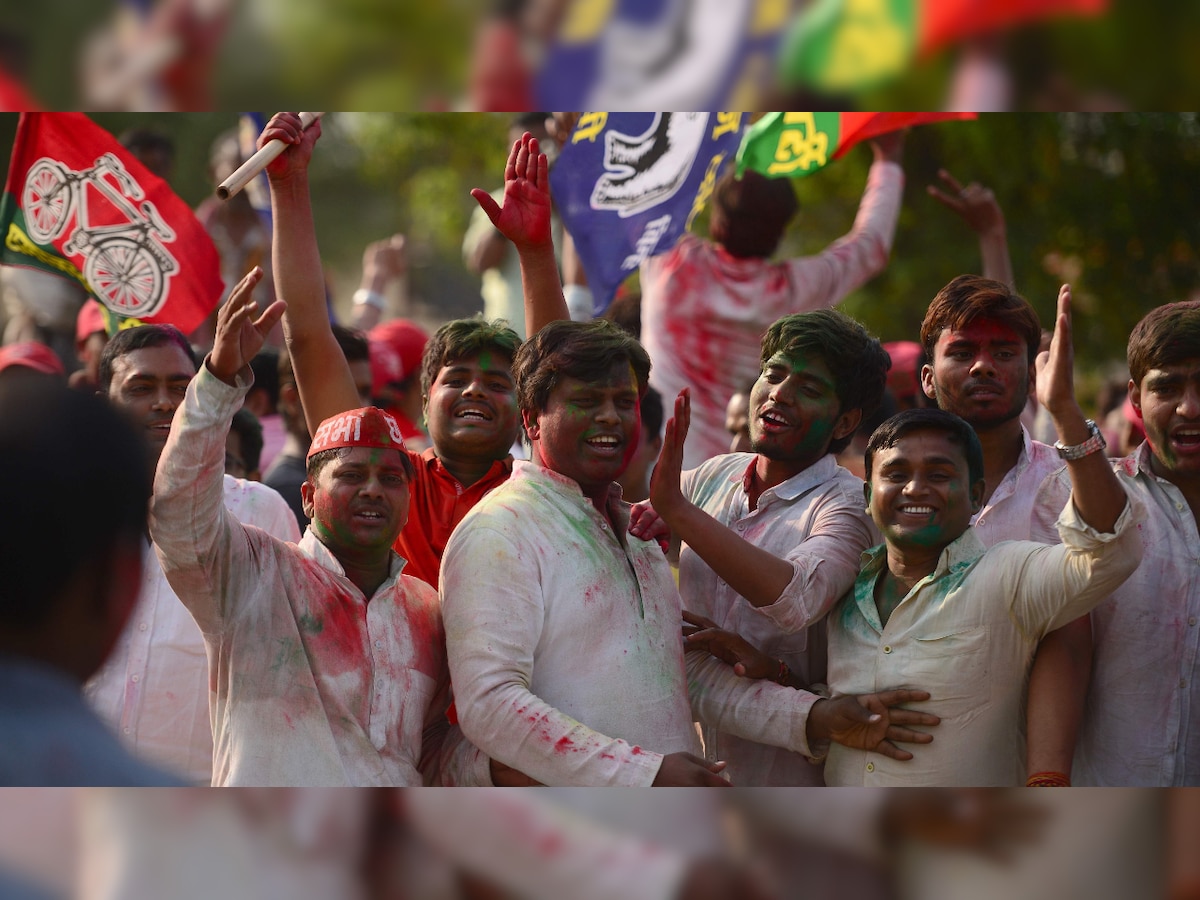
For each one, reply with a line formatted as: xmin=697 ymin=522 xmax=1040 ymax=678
xmin=640 ymin=308 xmax=893 ymax=786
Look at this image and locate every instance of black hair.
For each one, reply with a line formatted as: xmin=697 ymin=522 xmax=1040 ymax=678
xmin=864 ymin=408 xmax=985 ymax=487
xmin=99 ymin=324 xmax=198 ymax=394
xmin=514 ymin=319 xmax=651 ymax=414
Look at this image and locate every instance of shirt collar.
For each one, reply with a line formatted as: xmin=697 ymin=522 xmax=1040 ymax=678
xmin=513 ymin=460 xmax=626 ymax=520
xmin=858 ymin=526 xmax=986 ymax=581
xmin=737 ymin=453 xmax=841 ymax=502
xmin=298 ymin=528 xmax=405 ymax=589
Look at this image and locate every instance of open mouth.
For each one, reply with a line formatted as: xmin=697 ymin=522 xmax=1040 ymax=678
xmin=1171 ymin=427 xmax=1200 ymax=450
xmin=455 ymin=405 xmax=493 ymax=422
xmin=585 ymin=434 xmax=621 ymax=454
xmin=760 ymin=409 xmax=790 ymax=431
xmin=897 ymin=505 xmax=935 ymax=516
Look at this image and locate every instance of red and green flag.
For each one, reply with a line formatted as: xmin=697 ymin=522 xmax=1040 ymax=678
xmin=736 ymin=111 xmax=975 ymax=179
xmin=779 ymin=0 xmax=1108 ymax=94
xmin=0 ymin=112 xmax=223 ymax=335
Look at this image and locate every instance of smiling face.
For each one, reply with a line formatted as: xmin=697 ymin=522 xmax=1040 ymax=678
xmin=1131 ymin=358 xmax=1200 ymax=485
xmin=922 ymin=320 xmax=1033 ymax=431
xmin=105 ymin=344 xmax=197 ymax=465
xmin=302 ymin=447 xmax=411 ymax=554
xmin=749 ymin=352 xmax=858 ymax=474
xmin=524 ymin=359 xmax=641 ymax=499
xmin=867 ymin=428 xmax=984 ymax=554
xmin=425 ymin=352 xmax=520 ymax=460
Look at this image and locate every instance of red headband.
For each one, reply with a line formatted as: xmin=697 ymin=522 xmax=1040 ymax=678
xmin=307 ymin=406 xmax=408 ymax=460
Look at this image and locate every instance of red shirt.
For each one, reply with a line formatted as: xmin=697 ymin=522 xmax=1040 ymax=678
xmin=395 ymin=448 xmax=513 ymax=588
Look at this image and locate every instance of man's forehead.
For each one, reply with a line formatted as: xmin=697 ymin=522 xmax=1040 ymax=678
xmin=763 ymin=351 xmax=832 ymax=378
xmin=328 ymin=446 xmax=408 ymax=468
xmin=878 ymin=430 xmax=969 ymax=465
xmin=1143 ymin=359 xmax=1200 ymax=382
xmin=112 ymin=345 xmax=196 ymax=380
xmin=559 ymin=365 xmax=638 ymax=392
xmin=936 ymin=320 xmax=1026 ymax=347
xmin=443 ymin=354 xmax=513 ymax=376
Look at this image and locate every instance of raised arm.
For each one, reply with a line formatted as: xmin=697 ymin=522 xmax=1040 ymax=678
xmin=151 ymin=269 xmax=286 ymax=633
xmin=349 ymin=233 xmax=408 ymax=332
xmin=1038 ymin=284 xmax=1127 ymax=532
xmin=259 ymin=111 xmax=361 ymax=434
xmin=470 ymin=132 xmax=569 ymax=337
xmin=649 ymin=390 xmax=871 ymax=627
xmin=927 ymin=168 xmax=1015 ymax=288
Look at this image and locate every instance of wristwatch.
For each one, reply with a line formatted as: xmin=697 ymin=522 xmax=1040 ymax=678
xmin=1054 ymin=418 xmax=1107 ymax=460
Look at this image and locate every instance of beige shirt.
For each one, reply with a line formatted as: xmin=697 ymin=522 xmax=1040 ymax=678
xmin=826 ymin=496 xmax=1143 ymax=786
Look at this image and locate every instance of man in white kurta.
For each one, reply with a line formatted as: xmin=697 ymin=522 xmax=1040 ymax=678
xmin=640 ymin=141 xmax=904 ymax=469
xmin=440 ymin=460 xmax=826 ymax=786
xmin=150 ymin=276 xmax=486 ymax=787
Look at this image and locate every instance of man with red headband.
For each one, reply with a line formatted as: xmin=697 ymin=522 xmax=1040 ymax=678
xmin=150 ymin=269 xmax=484 ymax=786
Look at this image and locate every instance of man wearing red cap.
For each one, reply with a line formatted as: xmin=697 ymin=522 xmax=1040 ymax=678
xmin=0 ymin=340 xmax=66 ymax=384
xmin=150 ymin=268 xmax=483 ymax=786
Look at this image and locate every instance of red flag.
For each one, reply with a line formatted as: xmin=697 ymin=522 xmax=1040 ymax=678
xmin=833 ymin=112 xmax=976 ymax=159
xmin=0 ymin=112 xmax=223 ymax=334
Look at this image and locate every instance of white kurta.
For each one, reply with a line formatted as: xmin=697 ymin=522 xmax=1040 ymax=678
xmin=441 ymin=461 xmax=823 ymax=786
xmin=151 ymin=366 xmax=487 ymax=787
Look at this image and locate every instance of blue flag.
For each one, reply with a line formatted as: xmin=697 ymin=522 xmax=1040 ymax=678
xmin=549 ymin=112 xmax=747 ymax=315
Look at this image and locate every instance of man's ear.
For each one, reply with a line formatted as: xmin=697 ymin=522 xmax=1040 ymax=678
xmin=522 ymin=408 xmax=540 ymax=441
xmin=832 ymin=408 xmax=863 ymax=443
xmin=969 ymin=478 xmax=986 ymax=514
xmin=863 ymin=481 xmax=872 ymax=510
xmin=301 ymin=479 xmax=315 ymax=519
xmin=1128 ymin=378 xmax=1142 ymax=417
xmin=920 ymin=364 xmax=937 ymax=401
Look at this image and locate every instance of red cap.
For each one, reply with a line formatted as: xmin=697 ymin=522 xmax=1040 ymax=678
xmin=368 ymin=319 xmax=429 ymax=388
xmin=883 ymin=340 xmax=923 ymax=403
xmin=368 ymin=338 xmax=405 ymax=396
xmin=76 ymin=299 xmax=108 ymax=345
xmin=307 ymin=406 xmax=408 ymax=460
xmin=0 ymin=341 xmax=65 ymax=376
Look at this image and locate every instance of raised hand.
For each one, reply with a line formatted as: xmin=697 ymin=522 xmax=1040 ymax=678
xmin=209 ymin=266 xmax=285 ymax=384
xmin=648 ymin=389 xmax=690 ymax=523
xmin=470 ymin=132 xmax=552 ymax=252
xmin=257 ymin=111 xmax=322 ymax=182
xmin=1035 ymin=284 xmax=1079 ymax=421
xmin=926 ymin=168 xmax=1006 ymax=237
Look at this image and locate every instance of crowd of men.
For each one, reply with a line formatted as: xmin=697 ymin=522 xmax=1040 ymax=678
xmin=1 ymin=111 xmax=1196 ymax=793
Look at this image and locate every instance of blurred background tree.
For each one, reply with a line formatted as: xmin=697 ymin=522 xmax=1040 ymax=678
xmin=2 ymin=112 xmax=1199 ymax=392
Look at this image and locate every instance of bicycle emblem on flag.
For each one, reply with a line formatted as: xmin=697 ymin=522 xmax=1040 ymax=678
xmin=21 ymin=153 xmax=179 ymax=318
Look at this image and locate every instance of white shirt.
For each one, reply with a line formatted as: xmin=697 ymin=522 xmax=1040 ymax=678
xmin=1034 ymin=443 xmax=1200 ymax=785
xmin=85 ymin=474 xmax=299 ymax=784
xmin=440 ymin=461 xmax=823 ymax=786
xmin=970 ymin=427 xmax=1066 ymax=545
xmin=826 ymin=496 xmax=1143 ymax=786
xmin=150 ymin=366 xmax=488 ymax=787
xmin=679 ymin=452 xmax=878 ymax=784
xmin=640 ymin=159 xmax=903 ymax=469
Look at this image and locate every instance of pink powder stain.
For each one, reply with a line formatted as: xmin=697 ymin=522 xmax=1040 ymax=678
xmin=536 ymin=832 xmax=565 ymax=857
xmin=631 ymin=746 xmax=643 ymax=755
xmin=283 ymin=711 xmax=294 ymax=729
xmin=553 ymin=736 xmax=575 ymax=753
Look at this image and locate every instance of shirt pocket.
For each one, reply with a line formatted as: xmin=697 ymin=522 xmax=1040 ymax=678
xmin=902 ymin=625 xmax=991 ymax=719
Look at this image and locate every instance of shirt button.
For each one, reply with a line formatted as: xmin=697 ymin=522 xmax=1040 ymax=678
xmin=131 ymin=675 xmax=140 ymax=683
xmin=866 ymin=762 xmax=875 ymax=772
xmin=375 ymin=640 xmax=383 ymax=649
xmin=1190 ymin=618 xmax=1197 ymax=626
xmin=123 ymin=727 xmax=131 ymax=735
xmin=1181 ymin=679 xmax=1188 ymax=689
xmin=601 ymin=523 xmax=608 ymax=531
xmin=138 ymin=623 xmax=148 ymax=632
xmin=883 ymin=645 xmax=892 ymax=654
